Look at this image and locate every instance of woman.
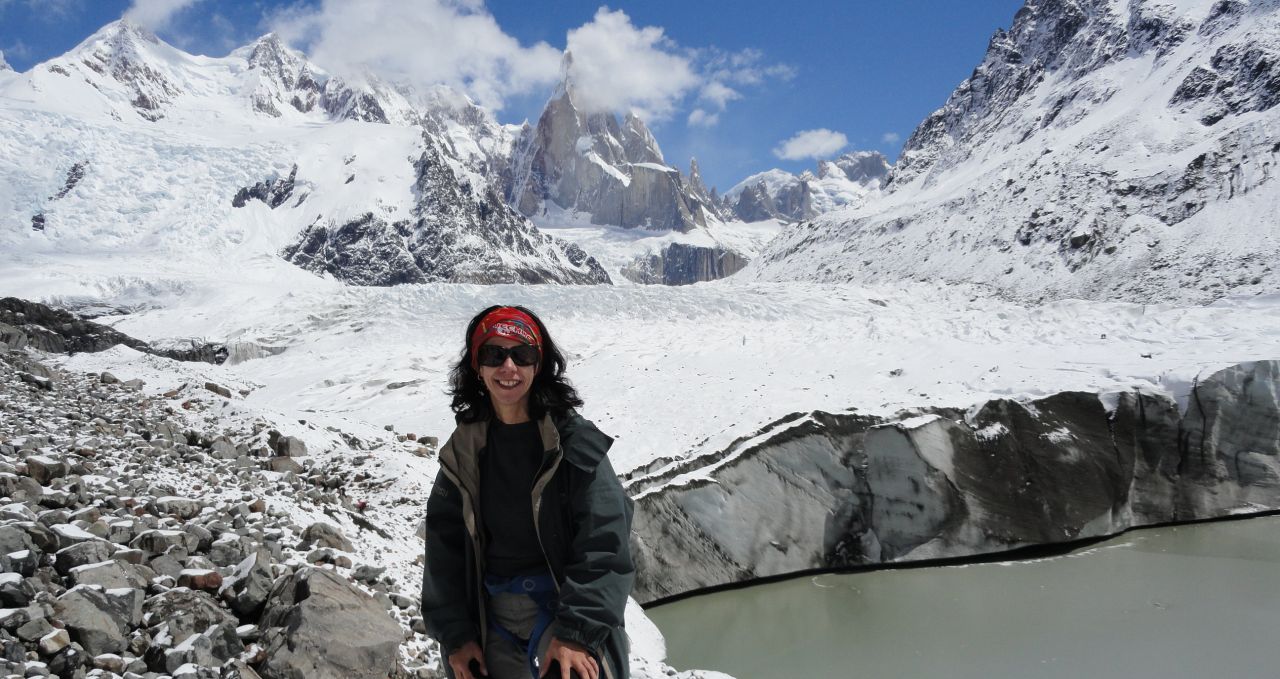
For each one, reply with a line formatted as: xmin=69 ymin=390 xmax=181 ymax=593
xmin=422 ymin=305 xmax=634 ymax=679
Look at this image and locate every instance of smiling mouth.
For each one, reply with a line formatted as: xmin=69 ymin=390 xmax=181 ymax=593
xmin=495 ymin=379 xmax=521 ymax=389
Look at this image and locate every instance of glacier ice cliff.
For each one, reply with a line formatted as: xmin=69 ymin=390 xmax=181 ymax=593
xmin=627 ymin=360 xmax=1280 ymax=603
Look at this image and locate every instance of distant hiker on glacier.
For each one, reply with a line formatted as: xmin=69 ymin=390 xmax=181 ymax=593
xmin=422 ymin=306 xmax=635 ymax=679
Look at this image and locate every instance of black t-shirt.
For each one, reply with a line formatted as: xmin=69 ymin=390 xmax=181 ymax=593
xmin=480 ymin=419 xmax=550 ymax=577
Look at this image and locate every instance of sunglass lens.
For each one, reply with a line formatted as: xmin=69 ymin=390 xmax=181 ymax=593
xmin=477 ymin=344 xmax=540 ymax=367
xmin=477 ymin=345 xmax=506 ymax=367
xmin=511 ymin=345 xmax=540 ymax=366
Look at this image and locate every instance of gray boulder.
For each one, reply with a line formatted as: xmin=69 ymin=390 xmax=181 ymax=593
xmin=219 ymin=548 xmax=273 ymax=618
xmin=55 ymin=541 xmax=112 ymax=575
xmin=268 ymin=431 xmax=307 ymax=457
xmin=24 ymin=455 xmax=68 ymax=484
xmin=258 ymin=567 xmax=400 ymax=679
xmin=143 ymin=588 xmax=237 ymax=644
xmin=67 ymin=560 xmax=148 ymax=590
xmin=0 ymin=525 xmax=36 ymax=555
xmin=54 ymin=585 xmax=142 ymax=655
xmin=49 ymin=523 xmax=103 ymax=550
xmin=222 ymin=659 xmax=265 ymax=678
xmin=164 ymin=630 xmax=215 ymax=673
xmin=130 ymin=528 xmax=195 ymax=554
xmin=150 ymin=497 xmax=205 ymax=520
xmin=298 ymin=522 xmax=352 ymax=552
xmin=0 ymin=573 xmax=34 ymax=607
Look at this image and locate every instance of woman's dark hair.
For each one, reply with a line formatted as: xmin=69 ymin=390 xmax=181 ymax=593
xmin=449 ymin=305 xmax=583 ymax=423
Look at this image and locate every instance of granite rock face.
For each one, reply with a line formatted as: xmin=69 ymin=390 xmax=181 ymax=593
xmin=505 ymin=58 xmax=710 ymax=233
xmin=627 ymin=360 xmax=1280 ymax=603
xmin=621 ymin=243 xmax=749 ymax=286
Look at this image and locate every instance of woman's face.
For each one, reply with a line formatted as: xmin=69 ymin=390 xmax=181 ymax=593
xmin=478 ymin=337 xmax=539 ymax=416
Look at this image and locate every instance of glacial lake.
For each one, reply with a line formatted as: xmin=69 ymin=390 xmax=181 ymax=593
xmin=647 ymin=515 xmax=1280 ymax=679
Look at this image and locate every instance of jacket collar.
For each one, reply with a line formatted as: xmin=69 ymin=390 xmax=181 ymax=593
xmin=439 ymin=411 xmax=562 ymax=496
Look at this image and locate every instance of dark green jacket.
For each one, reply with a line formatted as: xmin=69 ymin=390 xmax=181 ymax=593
xmin=422 ymin=410 xmax=635 ymax=679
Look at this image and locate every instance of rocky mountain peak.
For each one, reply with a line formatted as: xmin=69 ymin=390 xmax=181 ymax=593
xmin=0 ymin=50 xmax=11 ymax=72
xmin=504 ymin=68 xmax=707 ymax=232
xmin=830 ymin=151 xmax=891 ymax=185
xmin=889 ymin=0 xmax=1219 ymax=187
xmin=239 ymin=33 xmax=324 ymax=117
xmin=621 ymin=113 xmax=664 ymax=165
xmin=688 ymin=158 xmax=710 ymax=196
xmin=245 ymin=33 xmax=302 ymax=86
xmin=726 ymin=151 xmax=888 ymax=223
xmin=63 ymin=19 xmax=182 ymax=121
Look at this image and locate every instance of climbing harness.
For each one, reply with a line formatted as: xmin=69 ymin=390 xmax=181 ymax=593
xmin=484 ymin=572 xmax=558 ymax=678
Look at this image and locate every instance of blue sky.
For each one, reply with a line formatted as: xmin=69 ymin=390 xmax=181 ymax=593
xmin=0 ymin=0 xmax=1025 ymax=192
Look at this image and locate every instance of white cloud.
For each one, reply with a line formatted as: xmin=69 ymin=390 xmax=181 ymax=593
xmin=684 ymin=81 xmax=739 ymax=127
xmin=687 ymin=109 xmax=718 ymax=127
xmin=773 ymin=129 xmax=849 ymax=161
xmin=268 ymin=0 xmax=561 ymax=111
xmin=124 ymin=0 xmax=203 ymax=32
xmin=262 ymin=2 xmax=786 ymax=123
xmin=564 ymin=8 xmax=699 ymax=120
xmin=881 ymin=132 xmax=902 ymax=144
xmin=699 ymin=81 xmax=740 ymax=109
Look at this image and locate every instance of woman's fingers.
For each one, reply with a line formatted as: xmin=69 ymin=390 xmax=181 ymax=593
xmin=450 ymin=658 xmax=473 ymax=679
xmin=449 ymin=643 xmax=485 ymax=679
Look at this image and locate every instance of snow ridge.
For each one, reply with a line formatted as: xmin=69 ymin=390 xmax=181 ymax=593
xmin=750 ymin=0 xmax=1280 ymax=304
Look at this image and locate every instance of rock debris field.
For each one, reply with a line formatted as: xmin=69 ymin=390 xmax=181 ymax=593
xmin=0 ymin=328 xmax=443 ymax=678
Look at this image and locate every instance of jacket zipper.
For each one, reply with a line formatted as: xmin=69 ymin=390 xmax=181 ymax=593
xmin=531 ymin=446 xmax=564 ymax=594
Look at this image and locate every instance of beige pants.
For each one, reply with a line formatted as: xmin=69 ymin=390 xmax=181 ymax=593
xmin=484 ymin=591 xmax=555 ymax=679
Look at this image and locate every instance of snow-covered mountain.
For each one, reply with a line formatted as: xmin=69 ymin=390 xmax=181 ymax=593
xmin=505 ymin=54 xmax=714 ymax=233
xmin=750 ymin=0 xmax=1280 ymax=303
xmin=0 ymin=21 xmax=606 ymax=285
xmin=282 ymin=134 xmax=609 ymax=284
xmin=725 ymin=151 xmax=890 ymax=223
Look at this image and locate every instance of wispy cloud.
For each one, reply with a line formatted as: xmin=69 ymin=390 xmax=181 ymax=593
xmin=686 ymin=80 xmax=742 ymax=127
xmin=881 ymin=132 xmax=901 ymax=144
xmin=1 ymin=0 xmax=81 ymax=20
xmin=687 ymin=109 xmax=718 ymax=127
xmin=1 ymin=39 xmax=30 ymax=61
xmin=124 ymin=0 xmax=204 ymax=32
xmin=268 ymin=0 xmax=561 ymax=112
xmin=774 ymin=129 xmax=848 ymax=160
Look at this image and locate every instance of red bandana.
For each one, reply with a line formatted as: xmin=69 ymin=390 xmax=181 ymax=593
xmin=470 ymin=307 xmax=543 ymax=369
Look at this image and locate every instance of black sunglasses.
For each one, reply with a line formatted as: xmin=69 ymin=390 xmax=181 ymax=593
xmin=477 ymin=343 xmax=540 ymax=367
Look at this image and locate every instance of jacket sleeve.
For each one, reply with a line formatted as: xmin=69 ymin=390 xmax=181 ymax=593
xmin=421 ymin=468 xmax=479 ymax=654
xmin=553 ymin=454 xmax=636 ymax=653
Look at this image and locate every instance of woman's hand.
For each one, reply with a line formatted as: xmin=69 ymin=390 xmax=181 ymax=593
xmin=448 ymin=641 xmax=487 ymax=679
xmin=540 ymin=637 xmax=599 ymax=679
